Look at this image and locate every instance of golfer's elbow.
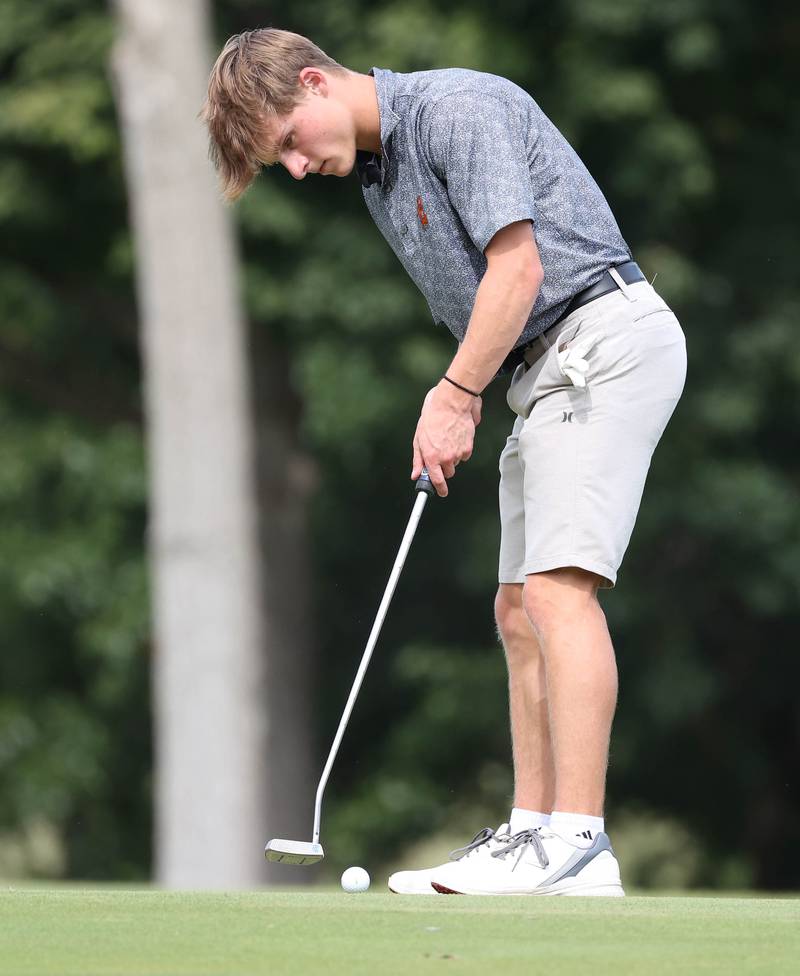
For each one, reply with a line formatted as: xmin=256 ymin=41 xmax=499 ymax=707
xmin=527 ymin=262 xmax=544 ymax=295
xmin=516 ymin=261 xmax=543 ymax=305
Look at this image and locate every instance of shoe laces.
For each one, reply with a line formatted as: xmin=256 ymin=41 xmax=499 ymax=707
xmin=491 ymin=828 xmax=549 ymax=872
xmin=448 ymin=826 xmax=504 ymax=862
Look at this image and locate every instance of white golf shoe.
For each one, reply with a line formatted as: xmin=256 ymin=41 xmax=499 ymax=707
xmin=430 ymin=827 xmax=625 ymax=896
xmin=387 ymin=824 xmax=513 ymax=894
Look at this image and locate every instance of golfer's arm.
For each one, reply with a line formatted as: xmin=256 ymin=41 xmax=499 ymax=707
xmin=442 ymin=221 xmax=543 ymax=401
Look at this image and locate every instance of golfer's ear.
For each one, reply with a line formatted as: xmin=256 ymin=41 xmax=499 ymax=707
xmin=298 ymin=67 xmax=327 ymax=96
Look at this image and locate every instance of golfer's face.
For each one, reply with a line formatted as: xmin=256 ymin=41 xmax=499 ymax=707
xmin=274 ymin=93 xmax=355 ymax=180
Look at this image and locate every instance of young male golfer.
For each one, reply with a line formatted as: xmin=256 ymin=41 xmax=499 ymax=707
xmin=203 ymin=28 xmax=687 ymax=896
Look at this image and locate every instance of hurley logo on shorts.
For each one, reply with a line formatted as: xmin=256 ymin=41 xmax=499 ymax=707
xmin=417 ymin=195 xmax=429 ymax=227
xmin=562 ymin=411 xmax=574 ymax=423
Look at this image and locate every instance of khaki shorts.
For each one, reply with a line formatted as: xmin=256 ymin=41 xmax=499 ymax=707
xmin=499 ymin=279 xmax=687 ymax=589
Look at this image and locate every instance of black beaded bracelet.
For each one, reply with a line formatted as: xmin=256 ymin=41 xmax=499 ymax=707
xmin=443 ymin=374 xmax=481 ymax=398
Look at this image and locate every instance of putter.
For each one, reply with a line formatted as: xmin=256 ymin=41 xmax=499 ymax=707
xmin=265 ymin=469 xmax=438 ymax=865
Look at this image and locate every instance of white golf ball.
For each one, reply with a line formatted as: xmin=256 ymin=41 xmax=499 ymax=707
xmin=341 ymin=866 xmax=370 ymax=892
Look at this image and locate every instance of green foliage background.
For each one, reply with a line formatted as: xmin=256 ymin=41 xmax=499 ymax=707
xmin=0 ymin=0 xmax=797 ymax=888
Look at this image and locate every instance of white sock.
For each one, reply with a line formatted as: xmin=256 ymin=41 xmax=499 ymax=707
xmin=508 ymin=807 xmax=551 ymax=834
xmin=549 ymin=810 xmax=605 ymax=845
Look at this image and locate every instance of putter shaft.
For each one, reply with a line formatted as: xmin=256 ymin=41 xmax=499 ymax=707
xmin=265 ymin=472 xmax=435 ymax=863
xmin=312 ymin=484 xmax=432 ymax=844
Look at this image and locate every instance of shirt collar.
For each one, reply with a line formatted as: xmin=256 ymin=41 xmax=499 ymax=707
xmin=355 ymin=67 xmax=400 ymax=188
xmin=371 ymin=67 xmax=401 ymax=147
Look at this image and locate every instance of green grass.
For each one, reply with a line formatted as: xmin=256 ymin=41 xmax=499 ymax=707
xmin=1 ymin=888 xmax=798 ymax=975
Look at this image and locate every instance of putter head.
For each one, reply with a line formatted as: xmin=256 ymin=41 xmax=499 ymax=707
xmin=264 ymin=838 xmax=324 ymax=865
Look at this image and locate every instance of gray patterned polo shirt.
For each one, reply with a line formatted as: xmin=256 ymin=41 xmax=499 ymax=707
xmin=356 ymin=67 xmax=631 ymax=373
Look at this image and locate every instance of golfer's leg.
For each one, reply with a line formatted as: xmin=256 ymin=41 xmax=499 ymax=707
xmin=522 ymin=568 xmax=618 ymax=816
xmin=512 ymin=289 xmax=685 ymax=817
xmin=495 ymin=583 xmax=556 ymax=813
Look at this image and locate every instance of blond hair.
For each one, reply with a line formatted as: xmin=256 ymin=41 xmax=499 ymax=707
xmin=201 ymin=29 xmax=348 ymax=201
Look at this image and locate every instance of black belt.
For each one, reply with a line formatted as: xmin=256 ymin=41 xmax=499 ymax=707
xmin=554 ymin=260 xmax=645 ymax=323
xmin=499 ymin=261 xmax=646 ymax=375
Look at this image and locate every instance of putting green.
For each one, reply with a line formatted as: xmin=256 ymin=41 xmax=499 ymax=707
xmin=1 ymin=888 xmax=797 ymax=975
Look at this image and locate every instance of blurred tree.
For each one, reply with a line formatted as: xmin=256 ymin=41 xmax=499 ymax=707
xmin=0 ymin=0 xmax=317 ymax=885
xmin=0 ymin=0 xmax=149 ymax=879
xmin=111 ymin=0 xmax=273 ymax=886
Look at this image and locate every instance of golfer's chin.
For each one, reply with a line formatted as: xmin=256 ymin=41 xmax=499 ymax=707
xmin=322 ymin=152 xmax=356 ymax=178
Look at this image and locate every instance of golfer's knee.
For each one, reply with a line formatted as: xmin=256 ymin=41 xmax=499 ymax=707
xmin=522 ymin=567 xmax=602 ymax=637
xmin=495 ymin=584 xmax=539 ymax=661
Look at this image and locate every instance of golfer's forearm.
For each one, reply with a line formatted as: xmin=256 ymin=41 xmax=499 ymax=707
xmin=446 ymin=264 xmax=541 ymax=396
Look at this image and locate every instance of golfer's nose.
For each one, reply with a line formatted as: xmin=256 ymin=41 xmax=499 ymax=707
xmin=285 ymin=152 xmax=309 ymax=180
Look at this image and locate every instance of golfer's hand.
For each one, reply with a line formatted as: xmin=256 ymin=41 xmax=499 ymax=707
xmin=411 ymin=381 xmax=482 ymax=497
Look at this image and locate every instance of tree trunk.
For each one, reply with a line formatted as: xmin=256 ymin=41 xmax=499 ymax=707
xmin=111 ymin=0 xmax=270 ymax=887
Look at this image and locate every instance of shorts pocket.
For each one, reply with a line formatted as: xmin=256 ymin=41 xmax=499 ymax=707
xmin=631 ymin=304 xmax=672 ymax=324
xmin=556 ymin=327 xmax=607 ymax=388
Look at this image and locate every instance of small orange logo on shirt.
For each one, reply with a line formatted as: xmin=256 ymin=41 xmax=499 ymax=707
xmin=417 ymin=195 xmax=429 ymax=227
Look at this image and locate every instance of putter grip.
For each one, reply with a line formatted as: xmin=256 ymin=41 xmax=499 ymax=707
xmin=415 ymin=468 xmax=436 ymax=496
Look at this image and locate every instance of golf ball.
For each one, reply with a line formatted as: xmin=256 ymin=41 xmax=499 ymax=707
xmin=341 ymin=866 xmax=370 ymax=892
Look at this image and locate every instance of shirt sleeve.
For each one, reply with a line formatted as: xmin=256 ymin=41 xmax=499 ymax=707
xmin=420 ymin=90 xmax=538 ymax=253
